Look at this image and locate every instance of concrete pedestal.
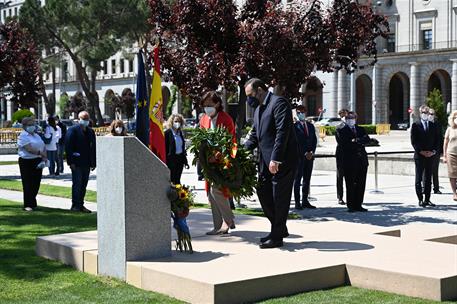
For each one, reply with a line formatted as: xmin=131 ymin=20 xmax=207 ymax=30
xmin=96 ymin=136 xmax=171 ymax=279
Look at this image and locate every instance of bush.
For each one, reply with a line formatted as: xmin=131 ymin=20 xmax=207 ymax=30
xmin=323 ymin=126 xmax=337 ymax=135
xmin=12 ymin=109 xmax=34 ymax=124
xmin=359 ymin=124 xmax=376 ymax=134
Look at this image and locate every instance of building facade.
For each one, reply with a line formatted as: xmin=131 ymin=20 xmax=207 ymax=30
xmin=310 ymin=0 xmax=457 ymax=127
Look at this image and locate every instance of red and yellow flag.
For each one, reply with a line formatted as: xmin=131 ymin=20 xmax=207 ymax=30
xmin=148 ymin=46 xmax=166 ymax=163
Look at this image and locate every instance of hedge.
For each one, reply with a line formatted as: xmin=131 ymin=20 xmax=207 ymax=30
xmin=322 ymin=124 xmax=377 ymax=136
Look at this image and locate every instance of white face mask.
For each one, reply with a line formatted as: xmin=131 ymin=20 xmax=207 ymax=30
xmin=454 ymin=118 xmax=457 ymax=125
xmin=114 ymin=127 xmax=123 ymax=134
xmin=79 ymin=119 xmax=90 ymax=127
xmin=346 ymin=119 xmax=356 ymax=127
xmin=204 ymin=107 xmax=216 ymax=116
xmin=173 ymin=122 xmax=181 ymax=129
xmin=428 ymin=114 xmax=435 ymax=122
xmin=420 ymin=113 xmax=429 ymax=121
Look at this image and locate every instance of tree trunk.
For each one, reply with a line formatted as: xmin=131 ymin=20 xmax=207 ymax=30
xmin=90 ymin=69 xmax=104 ymax=126
xmin=38 ymin=73 xmax=50 ymax=117
xmin=236 ymin=79 xmax=247 ymax=143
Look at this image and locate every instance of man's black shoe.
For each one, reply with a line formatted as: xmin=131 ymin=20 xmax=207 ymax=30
xmin=70 ymin=207 xmax=81 ymax=212
xmin=259 ymin=239 xmax=283 ymax=249
xmin=418 ymin=201 xmax=426 ymax=208
xmin=424 ymin=201 xmax=436 ymax=207
xmin=356 ymin=207 xmax=368 ymax=212
xmin=295 ymin=205 xmax=303 ymax=210
xmin=434 ymin=190 xmax=442 ymax=194
xmin=347 ymin=208 xmax=357 ymax=213
xmin=338 ymin=199 xmax=346 ymax=205
xmin=80 ymin=206 xmax=92 ymax=213
xmin=260 ymin=232 xmax=289 ymax=243
xmin=303 ymin=203 xmax=316 ymax=209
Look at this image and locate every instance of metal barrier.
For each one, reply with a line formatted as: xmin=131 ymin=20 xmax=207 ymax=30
xmin=376 ymin=124 xmax=391 ymax=135
xmin=314 ymin=150 xmax=415 ymax=194
xmin=0 ymin=130 xmax=21 ymax=147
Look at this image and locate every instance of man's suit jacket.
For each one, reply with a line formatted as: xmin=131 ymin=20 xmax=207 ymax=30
xmin=294 ymin=120 xmax=317 ymax=156
xmin=335 ymin=124 xmax=370 ymax=168
xmin=65 ymin=125 xmax=96 ymax=168
xmin=164 ymin=128 xmax=188 ymax=164
xmin=410 ymin=120 xmax=440 ymax=159
xmin=245 ymin=92 xmax=298 ymax=173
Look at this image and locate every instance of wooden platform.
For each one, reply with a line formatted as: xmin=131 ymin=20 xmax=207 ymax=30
xmin=36 ymin=209 xmax=457 ymax=303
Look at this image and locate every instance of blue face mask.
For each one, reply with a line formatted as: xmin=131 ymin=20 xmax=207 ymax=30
xmin=247 ymin=96 xmax=259 ymax=108
xmin=79 ymin=119 xmax=90 ymax=127
xmin=25 ymin=125 xmax=36 ymax=134
xmin=297 ymin=113 xmax=306 ymax=121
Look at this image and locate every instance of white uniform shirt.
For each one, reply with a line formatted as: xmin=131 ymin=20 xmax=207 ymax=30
xmin=44 ymin=125 xmax=61 ymax=151
xmin=17 ymin=130 xmax=45 ymax=159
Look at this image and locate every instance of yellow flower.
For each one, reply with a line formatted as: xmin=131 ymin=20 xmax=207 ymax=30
xmin=178 ymin=190 xmax=188 ymax=199
xmin=175 ymin=184 xmax=182 ymax=189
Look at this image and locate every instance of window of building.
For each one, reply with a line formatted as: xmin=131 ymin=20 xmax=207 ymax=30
xmin=129 ymin=59 xmax=134 ymax=73
xmin=103 ymin=61 xmax=108 ymax=74
xmin=386 ymin=33 xmax=395 ymax=52
xmin=111 ymin=59 xmax=116 ymax=74
xmin=8 ymin=8 xmax=11 ymax=16
xmin=14 ymin=7 xmax=17 ymax=16
xmin=422 ymin=29 xmax=432 ymax=50
xmin=3 ymin=11 xmax=6 ymax=21
xmin=120 ymin=59 xmax=125 ymax=74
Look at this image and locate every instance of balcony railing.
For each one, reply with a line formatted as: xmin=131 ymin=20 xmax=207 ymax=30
xmin=377 ymin=40 xmax=457 ymax=54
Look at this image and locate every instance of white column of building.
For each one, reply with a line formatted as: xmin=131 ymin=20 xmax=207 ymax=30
xmin=451 ymin=59 xmax=457 ymax=111
xmin=371 ymin=64 xmax=380 ymax=124
xmin=337 ymin=69 xmax=348 ymax=112
xmin=326 ymin=70 xmax=338 ymax=117
xmin=350 ymin=72 xmax=356 ymax=112
xmin=409 ymin=62 xmax=420 ymax=122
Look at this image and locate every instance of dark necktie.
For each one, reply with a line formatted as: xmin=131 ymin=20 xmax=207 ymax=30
xmin=352 ymin=127 xmax=357 ymax=136
xmin=303 ymin=122 xmax=308 ymax=136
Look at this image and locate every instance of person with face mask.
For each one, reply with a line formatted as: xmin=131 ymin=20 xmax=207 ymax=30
xmin=411 ymin=105 xmax=439 ymax=208
xmin=425 ymin=109 xmax=443 ymax=194
xmin=165 ymin=114 xmax=189 ymax=184
xmin=17 ymin=116 xmax=47 ymax=211
xmin=108 ymin=120 xmax=127 ymax=136
xmin=55 ymin=115 xmax=67 ymax=175
xmin=443 ymin=111 xmax=457 ymax=201
xmin=336 ymin=109 xmax=349 ymax=206
xmin=293 ymin=105 xmax=317 ymax=210
xmin=335 ymin=111 xmax=370 ymax=212
xmin=199 ymin=90 xmax=236 ymax=235
xmin=65 ymin=111 xmax=96 ymax=213
xmin=244 ymin=78 xmax=298 ymax=249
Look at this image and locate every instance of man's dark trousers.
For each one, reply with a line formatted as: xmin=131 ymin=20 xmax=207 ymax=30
xmin=257 ymin=161 xmax=295 ymax=240
xmin=415 ymin=156 xmax=433 ymax=202
xmin=336 ymin=164 xmax=344 ymax=200
xmin=71 ymin=166 xmax=90 ymax=209
xmin=344 ymin=163 xmax=368 ymax=210
xmin=294 ymin=157 xmax=314 ymax=205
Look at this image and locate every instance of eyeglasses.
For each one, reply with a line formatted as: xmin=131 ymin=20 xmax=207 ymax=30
xmin=420 ymin=111 xmax=429 ymax=114
xmin=429 ymin=114 xmax=435 ymax=116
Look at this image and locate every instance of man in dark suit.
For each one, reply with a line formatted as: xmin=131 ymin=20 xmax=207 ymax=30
xmin=411 ymin=105 xmax=439 ymax=207
xmin=65 ymin=111 xmax=96 ymax=213
xmin=335 ymin=111 xmax=370 ymax=212
xmin=244 ymin=78 xmax=298 ymax=249
xmin=294 ymin=105 xmax=317 ymax=209
xmin=336 ymin=109 xmax=348 ymax=205
xmin=427 ymin=108 xmax=443 ymax=194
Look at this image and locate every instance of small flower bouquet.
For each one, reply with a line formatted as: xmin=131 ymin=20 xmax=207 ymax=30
xmin=167 ymin=184 xmax=194 ymax=253
xmin=189 ymin=127 xmax=257 ymax=199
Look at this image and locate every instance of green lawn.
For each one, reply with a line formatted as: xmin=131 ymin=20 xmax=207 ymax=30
xmin=0 ymin=198 xmax=452 ymax=304
xmin=0 ymin=160 xmax=18 ymax=166
xmin=0 ymin=179 xmax=97 ymax=202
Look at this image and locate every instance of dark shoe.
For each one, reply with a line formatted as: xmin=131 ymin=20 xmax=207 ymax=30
xmin=70 ymin=206 xmax=81 ymax=212
xmin=80 ymin=206 xmax=92 ymax=213
xmin=260 ymin=232 xmax=289 ymax=243
xmin=356 ymin=207 xmax=368 ymax=212
xmin=303 ymin=203 xmax=316 ymax=209
xmin=418 ymin=201 xmax=426 ymax=208
xmin=259 ymin=239 xmax=283 ymax=249
xmin=347 ymin=208 xmax=357 ymax=213
xmin=424 ymin=201 xmax=436 ymax=207
xmin=229 ymin=221 xmax=236 ymax=229
xmin=433 ymin=190 xmax=442 ymax=194
xmin=295 ymin=205 xmax=303 ymax=210
xmin=338 ymin=199 xmax=346 ymax=205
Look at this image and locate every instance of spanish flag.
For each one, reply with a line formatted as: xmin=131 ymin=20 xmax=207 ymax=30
xmin=148 ymin=46 xmax=166 ymax=163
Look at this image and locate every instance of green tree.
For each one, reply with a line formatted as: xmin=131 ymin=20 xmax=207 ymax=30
xmin=12 ymin=109 xmax=34 ymax=124
xmin=20 ymin=0 xmax=149 ymax=126
xmin=426 ymin=88 xmax=447 ymax=129
xmin=58 ymin=92 xmax=69 ymax=118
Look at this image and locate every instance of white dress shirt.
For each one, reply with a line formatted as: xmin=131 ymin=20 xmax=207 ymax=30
xmin=17 ymin=130 xmax=45 ymax=159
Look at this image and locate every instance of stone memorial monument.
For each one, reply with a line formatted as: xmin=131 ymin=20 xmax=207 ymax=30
xmin=97 ymin=136 xmax=171 ymax=279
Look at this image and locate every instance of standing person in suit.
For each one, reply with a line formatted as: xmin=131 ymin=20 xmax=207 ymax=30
xmin=294 ymin=105 xmax=317 ymax=210
xmin=244 ymin=78 xmax=298 ymax=249
xmin=55 ymin=115 xmax=67 ymax=175
xmin=427 ymin=108 xmax=443 ymax=194
xmin=336 ymin=109 xmax=348 ymax=205
xmin=411 ymin=105 xmax=439 ymax=207
xmin=65 ymin=111 xmax=96 ymax=213
xmin=165 ymin=114 xmax=189 ymax=185
xmin=335 ymin=111 xmax=370 ymax=212
xmin=199 ymin=91 xmax=236 ymax=235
